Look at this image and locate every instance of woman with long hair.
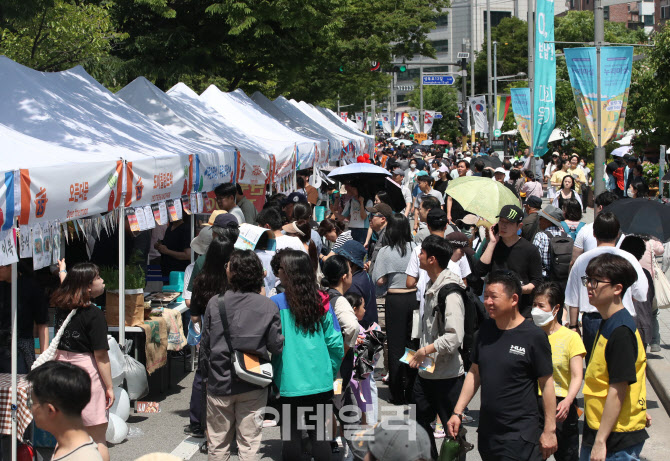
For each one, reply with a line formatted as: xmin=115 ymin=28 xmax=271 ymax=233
xmin=560 ymin=198 xmax=584 ymax=241
xmin=521 ymin=171 xmax=543 ymax=199
xmin=185 ymin=237 xmax=235 ymax=438
xmin=371 ymin=214 xmax=418 ymax=405
xmin=201 ymin=250 xmax=283 ymax=460
xmin=271 ymin=250 xmax=344 ymax=460
xmin=545 ymin=153 xmax=560 ymax=199
xmin=550 ymin=158 xmax=570 ymax=195
xmin=283 ymin=219 xmax=318 ymax=271
xmin=552 ymin=175 xmax=583 ymax=210
xmin=52 ymin=263 xmax=113 ymax=461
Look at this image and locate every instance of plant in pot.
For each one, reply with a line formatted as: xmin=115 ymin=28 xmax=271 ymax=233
xmin=101 ymin=257 xmax=146 ymax=327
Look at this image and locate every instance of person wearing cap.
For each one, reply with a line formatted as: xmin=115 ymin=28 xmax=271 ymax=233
xmin=414 ymin=196 xmax=454 ymax=245
xmin=476 ymin=205 xmax=544 ymax=318
xmin=214 ymin=183 xmax=246 ymax=225
xmin=433 ymin=164 xmax=450 ymax=195
xmin=281 ymin=191 xmax=308 ymax=222
xmin=390 ymin=168 xmax=413 ymax=216
xmin=413 ymin=172 xmax=444 ymax=233
xmin=494 ymin=167 xmax=519 ymax=198
xmin=350 ymin=419 xmax=432 ymax=461
xmin=531 ymin=205 xmax=567 ymax=279
xmin=445 ymin=231 xmax=474 ymax=282
xmin=521 ymin=195 xmax=544 ymax=242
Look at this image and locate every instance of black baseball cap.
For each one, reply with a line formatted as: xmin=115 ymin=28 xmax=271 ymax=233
xmin=496 ymin=204 xmax=524 ymax=223
xmin=426 ymin=208 xmax=448 ymax=229
xmin=524 ymin=195 xmax=543 ymax=209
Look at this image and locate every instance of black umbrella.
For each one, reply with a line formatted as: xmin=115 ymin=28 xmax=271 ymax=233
xmin=385 ymin=178 xmax=407 ymax=212
xmin=469 ymin=155 xmax=502 ymax=171
xmin=602 ymin=198 xmax=670 ymax=242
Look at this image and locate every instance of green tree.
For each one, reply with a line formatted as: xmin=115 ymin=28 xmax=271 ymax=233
xmin=407 ymin=85 xmax=461 ymax=141
xmin=0 ymin=0 xmax=122 ymax=72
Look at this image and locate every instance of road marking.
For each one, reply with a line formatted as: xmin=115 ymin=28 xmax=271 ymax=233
xmin=170 ymin=436 xmax=203 ymax=460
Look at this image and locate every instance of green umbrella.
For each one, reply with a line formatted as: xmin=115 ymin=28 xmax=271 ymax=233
xmin=445 ymin=176 xmax=520 ymax=223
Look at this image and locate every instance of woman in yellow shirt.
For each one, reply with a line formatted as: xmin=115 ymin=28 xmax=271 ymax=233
xmin=550 ymin=159 xmax=570 ymax=192
xmin=533 ymin=282 xmax=586 ymax=461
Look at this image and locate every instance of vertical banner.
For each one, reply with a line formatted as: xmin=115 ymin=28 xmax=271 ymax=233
xmin=469 ymin=96 xmax=489 ymax=134
xmin=532 ymin=0 xmax=556 ymax=157
xmin=340 ymin=112 xmax=348 ymax=122
xmin=355 ymin=112 xmax=364 ymax=131
xmin=409 ymin=111 xmax=421 ymax=133
xmin=424 ymin=111 xmax=435 ymax=134
xmin=381 ymin=112 xmax=392 ymax=134
xmin=495 ymin=95 xmax=511 ymax=130
xmin=510 ymin=88 xmax=532 ymax=146
xmin=564 ymin=46 xmax=633 ymax=146
xmin=394 ymin=112 xmax=402 ymax=133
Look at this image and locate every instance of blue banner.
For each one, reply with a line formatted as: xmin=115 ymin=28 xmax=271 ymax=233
xmin=510 ymin=88 xmax=532 ymax=147
xmin=532 ymin=0 xmax=556 ymax=157
xmin=564 ymin=47 xmax=633 ymax=147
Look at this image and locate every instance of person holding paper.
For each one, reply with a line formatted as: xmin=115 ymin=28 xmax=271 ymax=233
xmin=408 ymin=235 xmax=466 ymax=460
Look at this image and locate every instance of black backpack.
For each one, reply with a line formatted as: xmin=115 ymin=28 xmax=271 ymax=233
xmin=544 ymin=230 xmax=573 ymax=282
xmin=436 ymin=284 xmax=488 ymax=371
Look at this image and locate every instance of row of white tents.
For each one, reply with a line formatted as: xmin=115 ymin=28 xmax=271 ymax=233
xmin=0 ymin=56 xmax=372 ymax=461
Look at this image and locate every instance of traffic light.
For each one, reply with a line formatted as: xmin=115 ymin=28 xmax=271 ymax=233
xmin=339 ymin=65 xmax=344 ymax=73
xmin=457 ymin=115 xmax=468 ymax=135
xmin=392 ymin=65 xmax=407 ymax=73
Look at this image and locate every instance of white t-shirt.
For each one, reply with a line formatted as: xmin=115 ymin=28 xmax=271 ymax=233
xmin=406 ymin=245 xmax=462 ymax=317
xmin=414 ymin=188 xmax=444 ymax=207
xmin=255 ymin=249 xmax=276 ymax=296
xmin=574 ymin=222 xmax=624 ymax=252
xmin=343 ymin=198 xmax=373 ymax=229
xmin=565 ymin=246 xmax=648 ymax=315
xmin=182 ymin=262 xmax=195 ymax=301
xmin=275 ymin=234 xmax=306 ymax=252
xmin=229 ymin=206 xmax=246 ymax=225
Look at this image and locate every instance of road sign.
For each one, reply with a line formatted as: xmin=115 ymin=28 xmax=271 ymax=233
xmin=493 ymin=129 xmax=502 ymax=137
xmin=434 ymin=114 xmax=443 ymax=119
xmin=457 ymin=52 xmax=470 ymax=59
xmin=422 ymin=75 xmax=455 ymax=85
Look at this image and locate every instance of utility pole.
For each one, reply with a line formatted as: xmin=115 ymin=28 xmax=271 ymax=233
xmin=371 ymin=94 xmax=376 ymax=141
xmin=419 ymin=66 xmax=424 ymax=133
xmin=528 ymin=0 xmax=536 ymax=173
xmin=493 ymin=41 xmax=498 ymax=132
xmin=462 ymin=41 xmax=469 ymax=151
xmin=470 ymin=0 xmax=476 ymax=146
xmin=594 ymin=0 xmax=606 ymax=196
xmin=337 ymin=94 xmax=340 ymax=116
xmin=486 ymin=0 xmax=493 ymax=142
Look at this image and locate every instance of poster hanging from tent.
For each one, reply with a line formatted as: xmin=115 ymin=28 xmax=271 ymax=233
xmin=495 ymin=96 xmax=511 ymax=130
xmin=125 ymin=156 xmax=193 ymax=208
xmin=469 ymin=97 xmax=489 ymax=134
xmin=510 ymin=88 xmax=532 ymax=146
xmin=0 ymin=229 xmax=18 ymax=265
xmin=564 ymin=46 xmax=633 ymax=146
xmin=532 ymin=0 xmax=556 ymax=157
xmin=17 ymin=161 xmax=120 ymax=227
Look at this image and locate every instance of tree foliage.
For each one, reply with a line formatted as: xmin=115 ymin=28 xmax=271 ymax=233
xmin=407 ymin=85 xmax=461 ymax=141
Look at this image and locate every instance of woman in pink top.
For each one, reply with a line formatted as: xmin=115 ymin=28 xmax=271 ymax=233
xmin=521 ymin=171 xmax=543 ymax=199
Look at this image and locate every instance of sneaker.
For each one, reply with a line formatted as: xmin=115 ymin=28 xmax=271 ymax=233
xmin=262 ymin=419 xmax=277 ymax=428
xmin=650 ymin=344 xmax=661 ymax=353
xmin=381 ymin=374 xmax=389 ymax=384
xmin=433 ymin=423 xmax=445 ymax=439
xmin=184 ymin=423 xmax=202 ymax=435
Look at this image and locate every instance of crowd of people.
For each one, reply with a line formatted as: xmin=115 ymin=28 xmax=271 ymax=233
xmin=3 ymin=139 xmax=668 ymax=461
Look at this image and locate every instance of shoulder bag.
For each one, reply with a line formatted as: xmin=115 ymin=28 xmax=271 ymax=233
xmin=31 ymin=308 xmax=78 ymax=370
xmin=217 ymin=295 xmax=273 ymax=387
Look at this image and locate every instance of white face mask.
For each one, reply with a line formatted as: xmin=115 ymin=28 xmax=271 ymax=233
xmin=410 ymin=164 xmax=416 ymax=169
xmin=531 ymin=307 xmax=556 ymax=327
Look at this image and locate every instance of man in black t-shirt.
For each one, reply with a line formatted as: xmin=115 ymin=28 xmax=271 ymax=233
xmin=447 ymin=271 xmax=557 ymax=461
xmin=475 ymin=205 xmax=544 ymax=317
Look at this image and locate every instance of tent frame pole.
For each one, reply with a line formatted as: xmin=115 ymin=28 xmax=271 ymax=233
xmin=11 ymin=220 xmax=17 ymax=461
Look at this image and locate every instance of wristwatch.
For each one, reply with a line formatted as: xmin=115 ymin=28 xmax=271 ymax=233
xmin=568 ymin=324 xmax=579 ymax=329
xmin=452 ymin=411 xmax=464 ymax=421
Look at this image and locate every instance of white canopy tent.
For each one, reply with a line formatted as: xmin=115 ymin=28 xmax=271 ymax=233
xmin=323 ymin=107 xmax=373 ymax=138
xmin=288 ymin=100 xmax=369 ymax=158
xmin=200 ymin=87 xmax=329 ymax=171
xmin=118 ymin=77 xmax=300 ymax=188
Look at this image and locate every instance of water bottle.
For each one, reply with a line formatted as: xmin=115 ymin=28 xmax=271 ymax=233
xmin=438 ymin=437 xmax=461 ymax=461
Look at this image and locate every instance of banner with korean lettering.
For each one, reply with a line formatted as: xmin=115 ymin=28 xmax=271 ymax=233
xmin=510 ymin=88 xmax=532 ymax=146
xmin=17 ymin=161 xmax=120 ymax=225
xmin=564 ymin=46 xmax=633 ymax=147
xmin=532 ymin=0 xmax=556 ymax=157
xmin=125 ymin=155 xmax=193 ymax=208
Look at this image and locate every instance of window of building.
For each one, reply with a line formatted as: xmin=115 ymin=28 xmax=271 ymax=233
xmin=662 ymin=5 xmax=670 ymax=19
xmin=604 ymin=6 xmax=610 ymax=20
xmin=483 ymin=11 xmax=512 ymax=31
xmin=643 ymin=14 xmax=654 ymax=25
xmin=432 ymin=40 xmax=449 ymax=53
xmin=435 ymin=14 xmax=449 ymax=27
